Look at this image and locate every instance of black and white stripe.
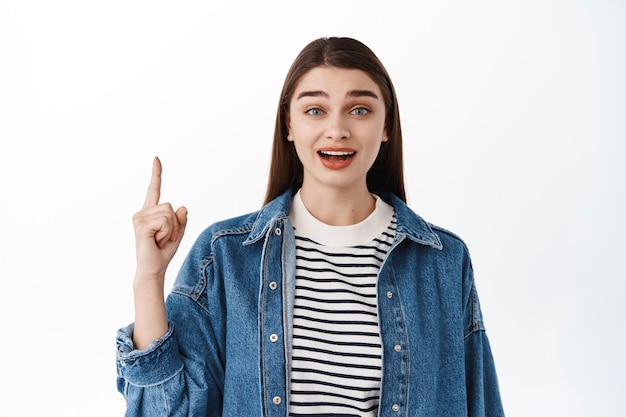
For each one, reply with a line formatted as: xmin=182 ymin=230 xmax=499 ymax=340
xmin=289 ymin=212 xmax=397 ymax=417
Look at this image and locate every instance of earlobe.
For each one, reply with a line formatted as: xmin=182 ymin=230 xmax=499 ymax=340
xmin=382 ymin=131 xmax=389 ymax=143
xmin=286 ymin=121 xmax=294 ymax=142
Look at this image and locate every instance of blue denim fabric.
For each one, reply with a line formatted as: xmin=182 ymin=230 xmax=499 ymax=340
xmin=117 ymin=190 xmax=505 ymax=417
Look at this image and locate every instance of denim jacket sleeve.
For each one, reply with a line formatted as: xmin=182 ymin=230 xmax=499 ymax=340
xmin=462 ymin=255 xmax=505 ymax=417
xmin=116 ymin=230 xmax=225 ymax=417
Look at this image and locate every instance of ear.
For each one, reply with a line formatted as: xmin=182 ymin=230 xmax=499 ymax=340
xmin=286 ymin=116 xmax=294 ymax=142
xmin=381 ymin=129 xmax=389 ymax=143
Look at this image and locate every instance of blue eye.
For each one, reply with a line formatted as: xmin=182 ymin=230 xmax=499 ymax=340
xmin=306 ymin=108 xmax=324 ymax=116
xmin=351 ymin=107 xmax=369 ymax=116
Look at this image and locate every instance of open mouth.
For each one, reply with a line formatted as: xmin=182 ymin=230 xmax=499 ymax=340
xmin=318 ymin=150 xmax=356 ymax=161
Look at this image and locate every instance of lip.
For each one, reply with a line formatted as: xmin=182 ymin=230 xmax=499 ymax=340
xmin=317 ymin=147 xmax=357 ymax=170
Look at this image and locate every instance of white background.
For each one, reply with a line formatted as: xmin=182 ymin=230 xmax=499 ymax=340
xmin=0 ymin=1 xmax=624 ymax=416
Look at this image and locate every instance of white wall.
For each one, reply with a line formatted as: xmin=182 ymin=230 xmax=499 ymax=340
xmin=0 ymin=1 xmax=624 ymax=416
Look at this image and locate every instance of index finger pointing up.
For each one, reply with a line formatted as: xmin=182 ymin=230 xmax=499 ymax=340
xmin=142 ymin=156 xmax=162 ymax=209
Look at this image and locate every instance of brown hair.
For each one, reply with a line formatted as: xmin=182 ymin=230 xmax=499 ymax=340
xmin=263 ymin=37 xmax=406 ymax=204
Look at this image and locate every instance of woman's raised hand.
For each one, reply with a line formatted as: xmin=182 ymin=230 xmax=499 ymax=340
xmin=131 ymin=157 xmax=187 ymax=348
xmin=132 ymin=157 xmax=188 ymax=280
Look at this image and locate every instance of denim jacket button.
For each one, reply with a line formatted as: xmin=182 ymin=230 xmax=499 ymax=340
xmin=392 ymin=404 xmax=400 ymax=412
xmin=272 ymin=396 xmax=282 ymax=405
xmin=270 ymin=334 xmax=279 ymax=342
xmin=269 ymin=281 xmax=278 ymax=290
xmin=274 ymin=228 xmax=281 ymax=236
xmin=394 ymin=344 xmax=402 ymax=352
xmin=386 ymin=291 xmax=393 ymax=298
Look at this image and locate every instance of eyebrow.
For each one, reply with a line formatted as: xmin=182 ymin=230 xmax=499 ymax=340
xmin=296 ymin=89 xmax=379 ymax=100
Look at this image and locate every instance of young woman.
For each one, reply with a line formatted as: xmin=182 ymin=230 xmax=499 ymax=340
xmin=117 ymin=37 xmax=505 ymax=417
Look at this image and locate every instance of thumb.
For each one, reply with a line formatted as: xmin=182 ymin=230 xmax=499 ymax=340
xmin=174 ymin=206 xmax=188 ymax=240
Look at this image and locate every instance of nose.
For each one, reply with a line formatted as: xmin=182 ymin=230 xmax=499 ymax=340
xmin=324 ymin=113 xmax=350 ymax=141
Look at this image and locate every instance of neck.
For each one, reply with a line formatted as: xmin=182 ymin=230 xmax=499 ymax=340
xmin=299 ymin=183 xmax=376 ymax=226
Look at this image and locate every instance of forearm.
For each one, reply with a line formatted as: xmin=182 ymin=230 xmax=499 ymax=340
xmin=132 ymin=274 xmax=168 ymax=350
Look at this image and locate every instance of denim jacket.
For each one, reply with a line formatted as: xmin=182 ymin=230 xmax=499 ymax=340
xmin=116 ymin=190 xmax=505 ymax=417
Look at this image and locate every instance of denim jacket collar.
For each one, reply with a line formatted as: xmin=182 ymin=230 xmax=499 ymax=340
xmin=244 ymin=189 xmax=442 ymax=250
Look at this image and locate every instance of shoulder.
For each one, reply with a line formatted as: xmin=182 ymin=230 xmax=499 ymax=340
xmin=191 ymin=210 xmax=261 ymax=251
xmin=380 ymin=192 xmax=469 ymax=256
xmin=172 ymin=209 xmax=263 ymax=297
xmin=187 ymin=190 xmax=293 ymax=254
xmin=381 ymin=191 xmax=471 ymax=259
xmin=428 ymin=223 xmax=471 ymax=257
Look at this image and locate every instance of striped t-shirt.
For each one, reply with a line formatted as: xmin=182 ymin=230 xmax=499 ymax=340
xmin=288 ymin=191 xmax=397 ymax=417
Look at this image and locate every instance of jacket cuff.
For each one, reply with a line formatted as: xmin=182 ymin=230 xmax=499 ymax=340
xmin=116 ymin=322 xmax=183 ymax=386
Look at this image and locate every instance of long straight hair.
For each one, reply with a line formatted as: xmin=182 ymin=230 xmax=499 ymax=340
xmin=263 ymin=37 xmax=406 ymax=204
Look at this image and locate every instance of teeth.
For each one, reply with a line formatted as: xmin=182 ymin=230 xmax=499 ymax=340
xmin=320 ymin=150 xmax=354 ymax=156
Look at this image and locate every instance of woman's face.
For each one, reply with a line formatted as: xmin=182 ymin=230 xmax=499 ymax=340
xmin=287 ymin=66 xmax=388 ymax=194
